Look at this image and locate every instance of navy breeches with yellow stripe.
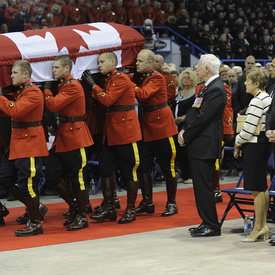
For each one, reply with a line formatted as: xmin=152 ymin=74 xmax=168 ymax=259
xmin=45 ymin=146 xmax=88 ymax=190
xmin=138 ymin=137 xmax=176 ymax=178
xmin=0 ymin=153 xmax=44 ymax=198
xmin=98 ymin=142 xmax=140 ymax=181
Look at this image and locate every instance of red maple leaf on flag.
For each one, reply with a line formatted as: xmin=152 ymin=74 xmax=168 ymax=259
xmin=24 ymin=24 xmax=100 ymax=54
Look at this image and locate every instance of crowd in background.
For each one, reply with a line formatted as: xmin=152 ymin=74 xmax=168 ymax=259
xmin=0 ymin=0 xmax=275 ymax=59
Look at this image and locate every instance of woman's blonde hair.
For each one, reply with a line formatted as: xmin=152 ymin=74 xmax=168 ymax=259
xmin=178 ymin=68 xmax=199 ymax=89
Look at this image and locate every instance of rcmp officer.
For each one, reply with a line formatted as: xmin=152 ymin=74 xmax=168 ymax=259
xmin=132 ymin=49 xmax=179 ymax=217
xmin=154 ymin=54 xmax=177 ymax=105
xmin=0 ymin=60 xmax=49 ymax=236
xmin=82 ymin=51 xmax=142 ymax=224
xmin=43 ymin=55 xmax=94 ymax=231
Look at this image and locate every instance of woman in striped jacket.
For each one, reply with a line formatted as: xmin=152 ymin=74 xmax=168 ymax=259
xmin=234 ymin=68 xmax=272 ymax=242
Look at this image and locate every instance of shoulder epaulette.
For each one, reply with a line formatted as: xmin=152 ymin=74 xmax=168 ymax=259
xmin=147 ymin=70 xmax=156 ymax=77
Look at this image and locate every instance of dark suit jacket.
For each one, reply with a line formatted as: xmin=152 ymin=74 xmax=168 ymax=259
xmin=183 ymin=77 xmax=227 ymax=160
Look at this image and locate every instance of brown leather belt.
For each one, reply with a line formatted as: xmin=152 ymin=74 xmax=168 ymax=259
xmin=11 ymin=120 xmax=42 ymax=128
xmin=59 ymin=116 xmax=86 ymax=123
xmin=141 ymin=102 xmax=168 ymax=112
xmin=108 ymin=105 xmax=136 ymax=112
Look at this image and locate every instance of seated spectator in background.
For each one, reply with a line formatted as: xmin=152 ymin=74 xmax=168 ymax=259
xmin=91 ymin=0 xmax=103 ymax=23
xmin=259 ymin=35 xmax=274 ymax=60
xmin=4 ymin=0 xmax=19 ymax=32
xmin=77 ymin=0 xmax=93 ymax=24
xmin=216 ymin=33 xmax=231 ymax=60
xmin=232 ymin=31 xmax=251 ymax=59
xmin=128 ymin=0 xmax=143 ymax=26
xmin=33 ymin=6 xmax=45 ymax=26
xmin=24 ymin=15 xmax=40 ymax=30
xmin=50 ymin=3 xmax=66 ymax=26
xmin=103 ymin=2 xmax=116 ymax=23
xmin=176 ymin=8 xmax=189 ymax=39
xmin=200 ymin=24 xmax=215 ymax=54
xmin=246 ymin=25 xmax=259 ymax=57
xmin=187 ymin=17 xmax=201 ymax=46
xmin=165 ymin=4 xmax=177 ymax=31
xmin=142 ymin=0 xmax=156 ymax=23
xmin=41 ymin=12 xmax=56 ymax=28
xmin=154 ymin=1 xmax=166 ymax=27
xmin=13 ymin=3 xmax=30 ymax=32
xmin=66 ymin=0 xmax=81 ymax=25
xmin=115 ymin=0 xmax=127 ymax=25
xmin=235 ymin=68 xmax=271 ymax=242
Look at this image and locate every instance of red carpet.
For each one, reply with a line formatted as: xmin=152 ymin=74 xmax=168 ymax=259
xmin=0 ymin=182 xmax=252 ymax=252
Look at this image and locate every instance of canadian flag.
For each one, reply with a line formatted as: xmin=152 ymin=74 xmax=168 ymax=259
xmin=0 ymin=23 xmax=144 ymax=87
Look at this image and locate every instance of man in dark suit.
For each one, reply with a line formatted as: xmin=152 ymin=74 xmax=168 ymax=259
xmin=178 ymin=54 xmax=227 ymax=237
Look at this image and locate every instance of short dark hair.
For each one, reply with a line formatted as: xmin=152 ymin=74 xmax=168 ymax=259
xmin=99 ymin=51 xmax=118 ymax=66
xmin=54 ymin=55 xmax=73 ymax=71
xmin=13 ymin=60 xmax=32 ymax=77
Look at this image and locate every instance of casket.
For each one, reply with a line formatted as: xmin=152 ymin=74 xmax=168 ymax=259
xmin=0 ymin=22 xmax=145 ymax=87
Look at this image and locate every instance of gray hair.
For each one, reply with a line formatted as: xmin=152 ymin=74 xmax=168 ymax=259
xmin=200 ymin=54 xmax=221 ymax=75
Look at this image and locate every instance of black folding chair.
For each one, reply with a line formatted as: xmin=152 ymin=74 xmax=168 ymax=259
xmin=220 ymin=153 xmax=275 ymax=226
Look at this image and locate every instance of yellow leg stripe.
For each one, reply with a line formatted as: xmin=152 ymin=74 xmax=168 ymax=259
xmin=132 ymin=142 xmax=140 ymax=182
xmin=215 ymin=159 xmax=220 ymax=170
xmin=78 ymin=147 xmax=87 ymax=191
xmin=215 ymin=141 xmax=224 ymax=170
xmin=168 ymin=137 xmax=176 ymax=178
xmin=27 ymin=157 xmax=36 ymax=198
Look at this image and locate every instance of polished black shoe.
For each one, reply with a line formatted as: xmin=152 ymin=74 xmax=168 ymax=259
xmin=15 ymin=221 xmax=43 ymax=237
xmin=16 ymin=210 xmax=30 ymax=224
xmin=118 ymin=208 xmax=136 ymax=224
xmin=87 ymin=202 xmax=93 ymax=213
xmin=39 ymin=203 xmax=48 ymax=220
xmin=135 ymin=200 xmax=155 ymax=214
xmin=0 ymin=203 xmax=9 ymax=217
xmin=67 ymin=214 xmax=88 ymax=231
xmin=94 ymin=199 xmax=120 ymax=215
xmin=189 ymin=224 xmax=205 ymax=233
xmin=191 ymin=227 xmax=221 ymax=237
xmin=90 ymin=207 xmax=117 ymax=222
xmin=161 ymin=202 xmax=178 ymax=217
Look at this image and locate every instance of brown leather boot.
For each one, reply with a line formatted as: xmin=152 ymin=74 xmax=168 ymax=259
xmin=15 ymin=196 xmax=43 ymax=237
xmin=135 ymin=173 xmax=155 ymax=214
xmin=118 ymin=180 xmax=138 ymax=224
xmin=0 ymin=202 xmax=9 ymax=225
xmin=93 ymin=171 xmax=120 ymax=215
xmin=90 ymin=177 xmax=117 ymax=222
xmin=17 ymin=203 xmax=48 ymax=224
xmin=53 ymin=181 xmax=77 ymax=226
xmin=161 ymin=177 xmax=178 ymax=217
xmin=67 ymin=189 xmax=89 ymax=231
xmin=212 ymin=170 xmax=223 ymax=203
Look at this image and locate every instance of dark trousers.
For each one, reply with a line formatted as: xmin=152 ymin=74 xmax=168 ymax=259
xmin=0 ymin=152 xmax=43 ymax=198
xmin=45 ymin=146 xmax=88 ymax=190
xmin=98 ymin=142 xmax=140 ymax=181
xmin=189 ymin=157 xmax=220 ymax=230
xmin=138 ymin=137 xmax=176 ymax=178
